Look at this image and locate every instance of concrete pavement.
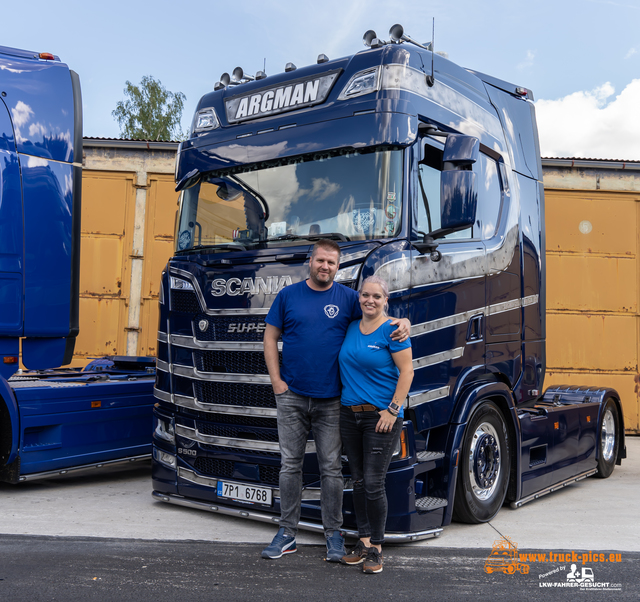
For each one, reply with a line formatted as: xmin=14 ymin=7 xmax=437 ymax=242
xmin=1 ymin=437 xmax=638 ymax=553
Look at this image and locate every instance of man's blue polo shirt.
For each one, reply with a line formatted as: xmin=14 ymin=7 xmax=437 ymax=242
xmin=265 ymin=280 xmax=360 ymax=398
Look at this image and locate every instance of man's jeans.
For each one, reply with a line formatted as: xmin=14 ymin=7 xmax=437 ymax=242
xmin=276 ymin=389 xmax=343 ymax=537
xmin=340 ymin=405 xmax=402 ymax=545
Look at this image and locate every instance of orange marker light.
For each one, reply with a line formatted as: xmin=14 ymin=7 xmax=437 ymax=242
xmin=91 ymin=401 xmax=102 ymax=408
xmin=587 ymin=416 xmax=591 ymax=422
xmin=554 ymin=422 xmax=559 ymax=430
xmin=3 ymin=356 xmax=18 ymax=364
xmin=39 ymin=53 xmax=55 ymax=60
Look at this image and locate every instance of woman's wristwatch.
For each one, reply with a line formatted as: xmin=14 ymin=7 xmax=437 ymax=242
xmin=387 ymin=402 xmax=401 ymax=417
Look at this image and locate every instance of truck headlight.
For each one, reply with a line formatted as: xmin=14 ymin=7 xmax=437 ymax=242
xmin=170 ymin=276 xmax=194 ymax=291
xmin=338 ymin=67 xmax=381 ymax=100
xmin=153 ymin=447 xmax=177 ymax=469
xmin=153 ymin=416 xmax=175 ymax=444
xmin=335 ymin=264 xmax=361 ymax=283
xmin=192 ymin=108 xmax=220 ymax=133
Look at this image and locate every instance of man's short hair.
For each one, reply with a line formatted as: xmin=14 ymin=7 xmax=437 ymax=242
xmin=311 ymin=239 xmax=341 ymax=258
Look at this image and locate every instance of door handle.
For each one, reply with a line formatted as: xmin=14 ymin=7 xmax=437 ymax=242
xmin=466 ymin=314 xmax=483 ymax=342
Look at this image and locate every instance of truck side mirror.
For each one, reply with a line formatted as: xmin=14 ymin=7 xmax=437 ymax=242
xmin=414 ymin=134 xmax=479 ymax=257
xmin=440 ymin=170 xmax=477 ymax=232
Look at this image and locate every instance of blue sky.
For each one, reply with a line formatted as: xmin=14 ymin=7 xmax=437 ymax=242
xmin=3 ymin=0 xmax=640 ymax=159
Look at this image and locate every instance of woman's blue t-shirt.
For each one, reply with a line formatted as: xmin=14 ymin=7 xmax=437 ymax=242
xmin=265 ymin=281 xmax=361 ymax=398
xmin=339 ymin=319 xmax=411 ymax=417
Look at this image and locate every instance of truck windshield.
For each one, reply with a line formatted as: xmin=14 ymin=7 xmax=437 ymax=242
xmin=175 ymin=149 xmax=403 ymax=252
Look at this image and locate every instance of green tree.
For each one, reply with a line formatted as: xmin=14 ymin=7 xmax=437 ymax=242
xmin=112 ymin=76 xmax=186 ymax=141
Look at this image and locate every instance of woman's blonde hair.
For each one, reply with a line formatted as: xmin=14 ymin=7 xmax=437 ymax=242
xmin=360 ymin=275 xmax=390 ymax=316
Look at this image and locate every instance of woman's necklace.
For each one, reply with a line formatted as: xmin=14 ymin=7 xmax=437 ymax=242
xmin=360 ymin=315 xmax=386 ymax=335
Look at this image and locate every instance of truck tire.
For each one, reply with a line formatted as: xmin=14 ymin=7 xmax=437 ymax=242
xmin=453 ymin=401 xmax=510 ymax=523
xmin=594 ymin=398 xmax=619 ymax=479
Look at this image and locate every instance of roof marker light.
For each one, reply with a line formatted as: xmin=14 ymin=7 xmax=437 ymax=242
xmin=284 ymin=62 xmax=297 ymax=72
xmin=214 ymin=82 xmax=225 ymax=91
xmin=255 ymin=70 xmax=267 ymax=80
xmin=317 ymin=54 xmax=329 ymax=64
xmin=39 ymin=52 xmax=55 ymax=60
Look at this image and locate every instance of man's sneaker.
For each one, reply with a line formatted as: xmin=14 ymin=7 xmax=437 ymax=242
xmin=325 ymin=531 xmax=346 ymax=562
xmin=261 ymin=528 xmax=297 ymax=559
xmin=341 ymin=540 xmax=370 ymax=565
xmin=362 ymin=548 xmax=384 ymax=573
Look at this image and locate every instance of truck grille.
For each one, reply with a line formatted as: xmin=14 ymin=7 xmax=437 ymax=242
xmin=194 ymin=315 xmax=266 ymax=342
xmin=192 ymin=457 xmax=281 ymax=486
xmin=194 ymin=350 xmax=275 ymax=374
xmin=202 ymin=413 xmax=278 ymax=429
xmin=200 ymin=443 xmax=281 ymax=457
xmin=171 ymin=290 xmax=201 ymax=313
xmin=196 ymin=422 xmax=279 ymax=443
xmin=194 ymin=381 xmax=277 ymax=409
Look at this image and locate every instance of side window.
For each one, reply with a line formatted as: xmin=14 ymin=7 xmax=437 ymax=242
xmin=414 ymin=140 xmax=502 ymax=241
xmin=415 ymin=142 xmax=472 ymax=240
xmin=474 ymin=154 xmax=502 ymax=240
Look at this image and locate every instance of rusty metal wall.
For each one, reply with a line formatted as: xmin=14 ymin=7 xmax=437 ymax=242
xmin=69 ymin=141 xmax=178 ymax=367
xmin=544 ymin=161 xmax=640 ymax=433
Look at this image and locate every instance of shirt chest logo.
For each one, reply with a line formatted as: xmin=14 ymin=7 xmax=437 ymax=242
xmin=324 ymin=304 xmax=339 ymax=318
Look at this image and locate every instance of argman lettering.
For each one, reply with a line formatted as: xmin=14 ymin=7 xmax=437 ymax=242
xmin=224 ymin=72 xmax=339 ymax=124
xmin=210 ymin=276 xmax=293 ymax=297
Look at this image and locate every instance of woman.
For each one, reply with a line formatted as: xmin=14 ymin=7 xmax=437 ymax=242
xmin=338 ymin=275 xmax=414 ymax=574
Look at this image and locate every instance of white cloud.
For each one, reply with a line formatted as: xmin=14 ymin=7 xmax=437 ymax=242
xmin=535 ymin=80 xmax=640 ymax=161
xmin=625 ymin=47 xmax=637 ymax=59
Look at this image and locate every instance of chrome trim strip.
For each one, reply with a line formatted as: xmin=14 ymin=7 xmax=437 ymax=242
xmin=487 ymin=298 xmax=522 ymax=316
xmin=152 ymin=491 xmax=443 ymax=542
xmin=17 ymin=455 xmax=151 ymax=482
xmin=156 ymin=359 xmax=171 ymax=373
xmin=171 ymin=334 xmax=279 ymax=352
xmin=510 ymin=468 xmax=597 ymax=509
xmin=158 ymin=331 xmax=168 ymax=343
xmin=407 ymin=386 xmax=450 ymax=408
xmin=153 ymin=387 xmax=172 ymax=403
xmin=411 ymin=310 xmax=478 ymax=336
xmin=176 ymin=425 xmax=317 ymax=454
xmin=174 ymin=395 xmax=277 ymax=418
xmin=410 ymin=295 xmax=540 ymax=338
xmin=172 ymin=364 xmax=272 ymax=384
xmin=412 ymin=348 xmax=464 ymax=370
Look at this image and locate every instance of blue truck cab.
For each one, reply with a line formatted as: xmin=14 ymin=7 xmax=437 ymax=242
xmin=151 ymin=26 xmax=625 ymax=539
xmin=0 ymin=46 xmax=155 ymax=483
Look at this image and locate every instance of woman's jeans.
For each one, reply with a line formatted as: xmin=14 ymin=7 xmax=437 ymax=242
xmin=340 ymin=405 xmax=402 ymax=545
xmin=276 ymin=389 xmax=343 ymax=537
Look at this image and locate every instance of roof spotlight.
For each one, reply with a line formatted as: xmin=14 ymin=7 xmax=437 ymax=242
xmin=220 ymin=73 xmax=231 ymax=86
xmin=284 ymin=62 xmax=297 ymax=72
xmin=363 ymin=30 xmax=377 ymax=47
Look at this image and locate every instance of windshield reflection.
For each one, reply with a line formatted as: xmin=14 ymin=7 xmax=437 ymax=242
xmin=175 ymin=149 xmax=403 ymax=252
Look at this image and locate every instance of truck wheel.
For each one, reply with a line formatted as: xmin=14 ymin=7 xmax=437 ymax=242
xmin=595 ymin=399 xmax=619 ymax=479
xmin=453 ymin=402 xmax=510 ymax=523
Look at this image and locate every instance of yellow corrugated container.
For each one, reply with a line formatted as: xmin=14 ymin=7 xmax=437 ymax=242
xmin=544 ymin=176 xmax=640 ymax=434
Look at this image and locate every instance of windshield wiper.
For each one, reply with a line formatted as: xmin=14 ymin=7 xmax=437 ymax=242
xmin=267 ymin=233 xmax=350 ymax=243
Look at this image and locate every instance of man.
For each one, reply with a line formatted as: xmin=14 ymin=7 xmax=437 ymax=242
xmin=261 ymin=239 xmax=410 ymax=561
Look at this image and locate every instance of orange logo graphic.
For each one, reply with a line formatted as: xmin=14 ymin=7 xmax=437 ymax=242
xmin=484 ymin=537 xmax=530 ymax=575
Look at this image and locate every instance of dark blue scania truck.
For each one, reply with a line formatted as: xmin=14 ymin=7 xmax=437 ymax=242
xmin=0 ymin=45 xmax=155 ymax=483
xmin=151 ymin=26 xmax=626 ymax=540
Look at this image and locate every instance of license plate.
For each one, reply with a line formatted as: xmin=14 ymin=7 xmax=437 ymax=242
xmin=217 ymin=480 xmax=272 ymax=505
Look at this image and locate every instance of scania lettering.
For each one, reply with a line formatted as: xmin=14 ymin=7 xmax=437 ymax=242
xmin=151 ymin=25 xmax=626 ymax=541
xmin=0 ymin=46 xmax=155 ymax=483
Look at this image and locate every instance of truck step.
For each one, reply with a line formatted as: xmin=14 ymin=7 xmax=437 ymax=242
xmin=416 ymin=451 xmax=445 ymax=462
xmin=415 ymin=496 xmax=448 ymax=511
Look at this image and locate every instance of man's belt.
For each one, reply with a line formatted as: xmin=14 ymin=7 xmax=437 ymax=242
xmin=349 ymin=404 xmax=378 ymax=412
